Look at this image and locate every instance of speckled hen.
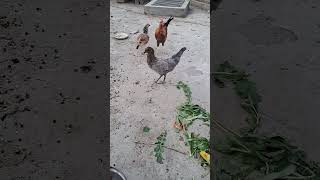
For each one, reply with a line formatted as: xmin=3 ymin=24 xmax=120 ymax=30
xmin=144 ymin=47 xmax=187 ymax=84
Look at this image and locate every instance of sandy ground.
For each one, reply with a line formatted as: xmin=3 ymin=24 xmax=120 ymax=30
xmin=110 ymin=1 xmax=210 ymax=180
xmin=1 ymin=0 xmax=107 ymax=179
xmin=213 ymin=0 xmax=320 ymax=162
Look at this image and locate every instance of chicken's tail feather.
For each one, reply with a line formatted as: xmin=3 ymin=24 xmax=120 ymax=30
xmin=172 ymin=47 xmax=187 ymax=59
xmin=164 ymin=16 xmax=174 ymax=27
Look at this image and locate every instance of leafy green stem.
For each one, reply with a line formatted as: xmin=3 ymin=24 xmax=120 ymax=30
xmin=134 ymin=141 xmax=187 ymax=155
xmin=283 ymin=161 xmax=316 ymax=179
xmin=212 ymin=119 xmax=241 ymax=138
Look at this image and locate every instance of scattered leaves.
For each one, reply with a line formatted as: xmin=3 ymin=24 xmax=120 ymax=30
xmin=176 ymin=103 xmax=210 ymax=130
xmin=213 ymin=61 xmax=249 ymax=88
xmin=154 ymin=131 xmax=167 ymax=164
xmin=177 ymin=81 xmax=192 ymax=103
xmin=175 ymin=81 xmax=210 ymax=167
xmin=214 ymin=132 xmax=320 ymax=179
xmin=213 ymin=61 xmax=320 ymax=179
xmin=185 ymin=132 xmax=210 ymax=166
xmin=143 ymin=126 xmax=150 ymax=133
xmin=185 ymin=132 xmax=209 ymax=157
xmin=176 ymin=81 xmax=210 ymax=130
xmin=213 ymin=61 xmax=261 ymax=133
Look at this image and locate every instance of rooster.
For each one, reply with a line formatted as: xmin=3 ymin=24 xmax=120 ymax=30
xmin=144 ymin=46 xmax=187 ymax=84
xmin=155 ymin=16 xmax=174 ymax=47
xmin=136 ymin=24 xmax=150 ymax=49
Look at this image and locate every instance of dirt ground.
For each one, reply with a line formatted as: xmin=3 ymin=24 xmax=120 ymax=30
xmin=110 ymin=1 xmax=210 ymax=180
xmin=213 ymin=0 xmax=320 ymax=164
xmin=1 ymin=0 xmax=107 ymax=179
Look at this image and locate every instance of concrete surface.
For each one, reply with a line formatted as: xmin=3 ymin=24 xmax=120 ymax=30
xmin=213 ymin=0 xmax=320 ymax=161
xmin=0 ymin=0 xmax=107 ymax=179
xmin=191 ymin=0 xmax=210 ymax=11
xmin=110 ymin=1 xmax=210 ymax=179
xmin=144 ymin=0 xmax=191 ymax=17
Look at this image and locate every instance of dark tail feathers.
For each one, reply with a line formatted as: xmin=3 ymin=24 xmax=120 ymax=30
xmin=172 ymin=47 xmax=187 ymax=59
xmin=180 ymin=47 xmax=187 ymax=52
xmin=136 ymin=45 xmax=139 ymax=49
xmin=164 ymin=16 xmax=174 ymax=27
xmin=177 ymin=47 xmax=187 ymax=56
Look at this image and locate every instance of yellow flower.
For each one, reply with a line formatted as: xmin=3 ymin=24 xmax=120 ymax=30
xmin=200 ymin=151 xmax=210 ymax=164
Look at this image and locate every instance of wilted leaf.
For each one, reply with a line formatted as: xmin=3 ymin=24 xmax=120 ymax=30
xmin=200 ymin=151 xmax=210 ymax=164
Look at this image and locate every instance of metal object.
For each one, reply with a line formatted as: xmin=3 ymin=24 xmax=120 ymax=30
xmin=110 ymin=167 xmax=127 ymax=180
xmin=114 ymin=33 xmax=129 ymax=40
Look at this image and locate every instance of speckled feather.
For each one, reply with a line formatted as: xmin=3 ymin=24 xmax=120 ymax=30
xmin=146 ymin=47 xmax=187 ymax=76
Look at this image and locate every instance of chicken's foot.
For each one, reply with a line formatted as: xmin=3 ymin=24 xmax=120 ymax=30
xmin=155 ymin=74 xmax=167 ymax=84
xmin=155 ymin=75 xmax=163 ymax=83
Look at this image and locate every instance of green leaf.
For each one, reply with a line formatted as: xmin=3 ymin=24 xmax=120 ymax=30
xmin=185 ymin=133 xmax=209 ymax=158
xmin=176 ymin=81 xmax=192 ymax=103
xmin=214 ymin=61 xmax=261 ymax=133
xmin=153 ymin=131 xmax=167 ymax=164
xmin=143 ymin=126 xmax=150 ymax=133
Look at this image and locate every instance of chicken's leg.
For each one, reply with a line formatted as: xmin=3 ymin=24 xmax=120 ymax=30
xmin=156 ymin=74 xmax=166 ymax=84
xmin=163 ymin=74 xmax=166 ymax=82
xmin=155 ymin=75 xmax=163 ymax=83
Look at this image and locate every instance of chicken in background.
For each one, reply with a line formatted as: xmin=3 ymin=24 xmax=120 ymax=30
xmin=155 ymin=16 xmax=174 ymax=47
xmin=144 ymin=46 xmax=187 ymax=84
xmin=136 ymin=24 xmax=150 ymax=49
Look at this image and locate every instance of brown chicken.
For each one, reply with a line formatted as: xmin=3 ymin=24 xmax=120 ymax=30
xmin=155 ymin=16 xmax=174 ymax=47
xmin=136 ymin=24 xmax=150 ymax=49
